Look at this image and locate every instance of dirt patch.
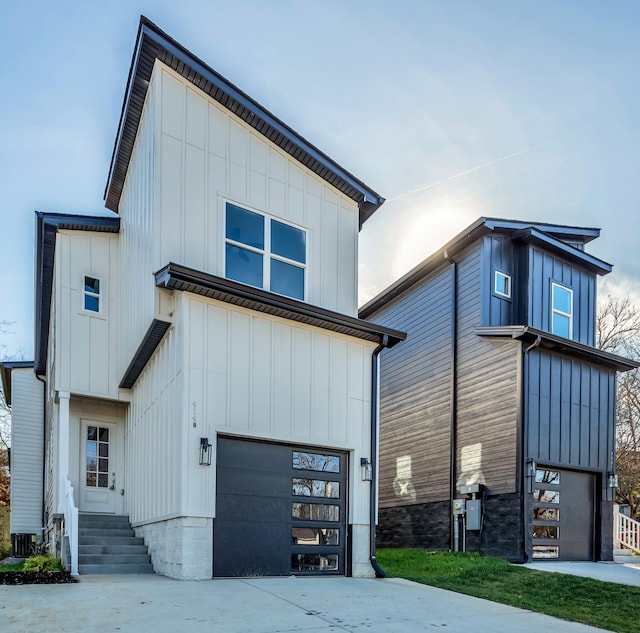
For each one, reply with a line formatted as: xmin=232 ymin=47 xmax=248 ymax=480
xmin=0 ymin=571 xmax=76 ymax=585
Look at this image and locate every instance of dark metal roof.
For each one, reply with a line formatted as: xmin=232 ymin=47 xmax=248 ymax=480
xmin=0 ymin=361 xmax=34 ymax=406
xmin=474 ymin=325 xmax=639 ymax=372
xmin=34 ymin=212 xmax=120 ymax=376
xmin=359 ymin=217 xmax=612 ymax=318
xmin=155 ymin=263 xmax=406 ymax=347
xmin=105 ymin=16 xmax=384 ymax=227
xmin=119 ymin=319 xmax=171 ymax=389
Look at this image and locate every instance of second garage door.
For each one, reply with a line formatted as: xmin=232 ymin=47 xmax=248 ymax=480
xmin=214 ymin=437 xmax=348 ymax=577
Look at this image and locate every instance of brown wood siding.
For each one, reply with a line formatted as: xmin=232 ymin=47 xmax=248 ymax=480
xmin=373 ymin=264 xmax=453 ymax=508
xmin=456 ymin=245 xmax=520 ymax=494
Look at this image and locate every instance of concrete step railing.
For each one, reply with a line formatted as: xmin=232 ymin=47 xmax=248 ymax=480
xmin=614 ymin=511 xmax=640 ymax=556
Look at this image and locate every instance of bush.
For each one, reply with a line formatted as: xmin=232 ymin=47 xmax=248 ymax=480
xmin=22 ymin=555 xmax=63 ymax=573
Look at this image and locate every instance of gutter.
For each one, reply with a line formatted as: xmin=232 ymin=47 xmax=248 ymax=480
xmin=369 ymin=334 xmax=390 ymax=578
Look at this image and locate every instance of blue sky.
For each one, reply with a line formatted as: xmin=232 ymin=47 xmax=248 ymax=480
xmin=1 ymin=0 xmax=639 ymax=358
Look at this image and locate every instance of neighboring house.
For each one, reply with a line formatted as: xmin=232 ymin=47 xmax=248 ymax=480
xmin=2 ymin=17 xmax=404 ymax=579
xmin=360 ymin=218 xmax=639 ymax=562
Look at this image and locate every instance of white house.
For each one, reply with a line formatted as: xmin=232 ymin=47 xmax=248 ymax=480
xmin=2 ymin=17 xmax=404 ymax=579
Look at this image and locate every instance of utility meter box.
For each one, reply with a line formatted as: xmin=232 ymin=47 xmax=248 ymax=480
xmin=466 ymin=498 xmax=482 ymax=530
xmin=452 ymin=499 xmax=466 ymax=515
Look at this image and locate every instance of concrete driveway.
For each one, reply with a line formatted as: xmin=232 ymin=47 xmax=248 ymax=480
xmin=1 ymin=575 xmax=608 ymax=633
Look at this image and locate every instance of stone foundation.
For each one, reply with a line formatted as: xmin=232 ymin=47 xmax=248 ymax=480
xmin=135 ymin=516 xmax=213 ymax=579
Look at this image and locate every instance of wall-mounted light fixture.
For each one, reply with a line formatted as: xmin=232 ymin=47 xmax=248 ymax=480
xmin=526 ymin=458 xmax=537 ymax=494
xmin=360 ymin=457 xmax=372 ymax=481
xmin=608 ymin=472 xmax=619 ymax=488
xmin=199 ymin=437 xmax=212 ymax=466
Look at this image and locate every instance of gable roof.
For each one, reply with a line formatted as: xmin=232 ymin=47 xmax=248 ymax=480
xmin=34 ymin=212 xmax=120 ymax=376
xmin=359 ymin=217 xmax=612 ymax=318
xmin=104 ymin=16 xmax=384 ymax=227
xmin=0 ymin=361 xmax=34 ymax=406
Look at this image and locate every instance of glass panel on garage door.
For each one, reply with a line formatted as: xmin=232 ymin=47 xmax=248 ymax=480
xmin=531 ymin=468 xmax=595 ymax=561
xmin=214 ymin=437 xmax=347 ymax=577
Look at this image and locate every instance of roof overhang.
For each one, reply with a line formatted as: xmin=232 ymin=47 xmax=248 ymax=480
xmin=105 ymin=17 xmax=384 ymax=227
xmin=359 ymin=216 xmax=611 ymax=318
xmin=0 ymin=361 xmax=34 ymax=406
xmin=474 ymin=325 xmax=639 ymax=372
xmin=155 ymin=263 xmax=406 ymax=348
xmin=34 ymin=212 xmax=120 ymax=376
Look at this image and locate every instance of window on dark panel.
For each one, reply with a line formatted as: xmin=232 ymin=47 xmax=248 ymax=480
xmin=551 ymin=282 xmax=573 ymax=338
xmin=224 ymin=201 xmax=306 ymax=301
xmin=494 ymin=270 xmax=511 ymax=298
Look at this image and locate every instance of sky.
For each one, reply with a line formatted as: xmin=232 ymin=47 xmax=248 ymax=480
xmin=1 ymin=0 xmax=639 ymax=359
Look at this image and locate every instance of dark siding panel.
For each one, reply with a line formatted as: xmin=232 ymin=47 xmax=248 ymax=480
xmin=528 ymin=246 xmax=597 ymax=346
xmin=457 ymin=245 xmax=519 ymax=494
xmin=526 ymin=350 xmax=616 ymax=471
xmin=372 ymin=265 xmax=453 ymax=508
xmin=485 ymin=235 xmax=514 ymax=327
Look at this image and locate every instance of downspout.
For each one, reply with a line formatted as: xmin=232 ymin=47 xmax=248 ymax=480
xmin=35 ymin=373 xmax=47 ymax=542
xmin=512 ymin=334 xmax=542 ymax=564
xmin=369 ymin=334 xmax=389 ymax=578
xmin=444 ymin=251 xmax=458 ymax=551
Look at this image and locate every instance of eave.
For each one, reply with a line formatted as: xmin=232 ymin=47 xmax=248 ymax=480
xmin=155 ymin=263 xmax=406 ymax=348
xmin=34 ymin=213 xmax=120 ymax=376
xmin=104 ymin=16 xmax=384 ymax=227
xmin=474 ymin=325 xmax=639 ymax=372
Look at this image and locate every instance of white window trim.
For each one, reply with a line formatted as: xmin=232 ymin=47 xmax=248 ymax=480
xmin=551 ymin=282 xmax=573 ymax=338
xmin=494 ymin=270 xmax=511 ymax=299
xmin=223 ymin=199 xmax=308 ymax=300
xmin=82 ymin=274 xmax=102 ymax=314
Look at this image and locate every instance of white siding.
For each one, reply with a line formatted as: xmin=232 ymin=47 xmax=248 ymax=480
xmin=54 ymin=232 xmax=120 ymax=399
xmin=155 ymin=63 xmax=359 ymax=315
xmin=9 ymin=369 xmax=44 ymax=534
xmin=183 ymin=294 xmax=374 ymax=525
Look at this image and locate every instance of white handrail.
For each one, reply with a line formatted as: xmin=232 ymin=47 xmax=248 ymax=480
xmin=615 ymin=511 xmax=640 ymax=556
xmin=64 ymin=477 xmax=79 ymax=575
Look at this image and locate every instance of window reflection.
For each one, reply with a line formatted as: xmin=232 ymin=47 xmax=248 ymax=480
xmin=292 ymin=452 xmax=340 ymax=473
xmin=292 ymin=503 xmax=339 ymax=521
xmin=292 ymin=528 xmax=339 ymax=546
xmin=532 ymin=545 xmax=559 ymax=559
xmin=533 ymin=525 xmax=559 ymax=539
xmin=291 ymin=554 xmax=338 ymax=572
xmin=292 ymin=478 xmax=339 ymax=498
xmin=533 ymin=489 xmax=560 ymax=504
xmin=535 ymin=469 xmax=560 ymax=485
xmin=534 ymin=508 xmax=559 ymax=521
xmin=86 ymin=425 xmax=110 ymax=488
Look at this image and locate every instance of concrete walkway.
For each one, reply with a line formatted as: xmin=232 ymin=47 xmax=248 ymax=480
xmin=0 ymin=575 xmax=610 ymax=633
xmin=523 ymin=560 xmax=640 ymax=586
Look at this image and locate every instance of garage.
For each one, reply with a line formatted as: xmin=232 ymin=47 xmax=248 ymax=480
xmin=214 ymin=437 xmax=348 ymax=577
xmin=531 ymin=467 xmax=595 ymax=561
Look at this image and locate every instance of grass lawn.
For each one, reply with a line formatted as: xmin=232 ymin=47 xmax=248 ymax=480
xmin=377 ymin=549 xmax=640 ymax=633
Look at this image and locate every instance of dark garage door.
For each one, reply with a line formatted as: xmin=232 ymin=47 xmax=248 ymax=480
xmin=214 ymin=437 xmax=348 ymax=577
xmin=532 ymin=467 xmax=595 ymax=561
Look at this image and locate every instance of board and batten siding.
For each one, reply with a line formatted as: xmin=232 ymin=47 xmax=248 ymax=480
xmin=183 ymin=294 xmax=374 ymax=525
xmin=370 ymin=264 xmax=453 ymax=508
xmin=54 ymin=231 xmax=121 ymax=399
xmin=525 ymin=349 xmax=616 ymax=471
xmin=9 ymin=369 xmax=44 ymax=534
xmin=456 ymin=244 xmax=520 ymax=494
xmin=155 ymin=62 xmax=359 ymax=315
xmin=124 ymin=313 xmax=184 ymax=526
xmin=528 ymin=246 xmax=597 ymax=346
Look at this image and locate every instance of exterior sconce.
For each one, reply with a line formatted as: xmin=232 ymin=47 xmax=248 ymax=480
xmin=360 ymin=457 xmax=372 ymax=481
xmin=608 ymin=472 xmax=619 ymax=488
xmin=199 ymin=437 xmax=212 ymax=466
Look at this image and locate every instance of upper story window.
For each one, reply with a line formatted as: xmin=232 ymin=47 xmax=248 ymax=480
xmin=225 ymin=202 xmax=307 ymax=301
xmin=494 ymin=270 xmax=511 ymax=299
xmin=551 ymin=282 xmax=573 ymax=338
xmin=83 ymin=276 xmax=101 ymax=312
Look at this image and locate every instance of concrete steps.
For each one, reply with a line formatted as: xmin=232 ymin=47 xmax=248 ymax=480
xmin=613 ymin=548 xmax=638 ymax=564
xmin=78 ymin=514 xmax=153 ymax=574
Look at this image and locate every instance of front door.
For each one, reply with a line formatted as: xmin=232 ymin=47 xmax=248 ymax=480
xmin=79 ymin=420 xmax=123 ymax=514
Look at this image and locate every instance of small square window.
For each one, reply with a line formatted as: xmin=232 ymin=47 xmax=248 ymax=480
xmin=494 ymin=271 xmax=511 ymax=298
xmin=84 ymin=275 xmax=101 ymax=313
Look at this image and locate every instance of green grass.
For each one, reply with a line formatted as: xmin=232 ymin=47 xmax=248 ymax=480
xmin=377 ymin=549 xmax=640 ymax=633
xmin=0 ymin=563 xmax=24 ymax=572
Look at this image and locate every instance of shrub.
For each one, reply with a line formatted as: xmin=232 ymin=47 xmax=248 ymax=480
xmin=22 ymin=555 xmax=63 ymax=573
